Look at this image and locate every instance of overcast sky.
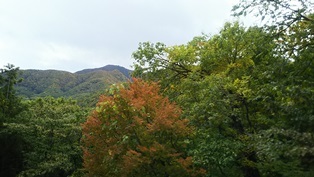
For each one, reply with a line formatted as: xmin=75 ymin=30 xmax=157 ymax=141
xmin=0 ymin=0 xmax=255 ymax=72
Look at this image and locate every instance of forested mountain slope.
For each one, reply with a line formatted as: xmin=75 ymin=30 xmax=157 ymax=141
xmin=75 ymin=64 xmax=132 ymax=78
xmin=16 ymin=65 xmax=131 ymax=100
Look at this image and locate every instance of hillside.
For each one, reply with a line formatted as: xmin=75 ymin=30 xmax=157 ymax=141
xmin=76 ymin=64 xmax=132 ymax=78
xmin=16 ymin=65 xmax=131 ymax=105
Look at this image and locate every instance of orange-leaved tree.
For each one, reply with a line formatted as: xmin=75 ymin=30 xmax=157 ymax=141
xmin=82 ymin=78 xmax=204 ymax=177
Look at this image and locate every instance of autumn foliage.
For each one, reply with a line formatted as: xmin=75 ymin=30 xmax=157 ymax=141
xmin=82 ymin=78 xmax=203 ymax=176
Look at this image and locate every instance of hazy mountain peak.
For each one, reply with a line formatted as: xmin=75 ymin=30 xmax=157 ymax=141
xmin=75 ymin=65 xmax=132 ymax=78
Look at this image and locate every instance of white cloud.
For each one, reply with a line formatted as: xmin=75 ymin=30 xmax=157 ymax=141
xmin=38 ymin=43 xmax=87 ymax=64
xmin=0 ymin=0 xmax=253 ymax=72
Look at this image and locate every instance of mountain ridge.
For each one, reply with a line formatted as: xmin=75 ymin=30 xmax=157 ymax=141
xmin=76 ymin=64 xmax=132 ymax=78
xmin=16 ymin=65 xmax=132 ymax=106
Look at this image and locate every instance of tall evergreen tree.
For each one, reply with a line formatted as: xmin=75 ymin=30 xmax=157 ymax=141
xmin=0 ymin=64 xmax=25 ymax=177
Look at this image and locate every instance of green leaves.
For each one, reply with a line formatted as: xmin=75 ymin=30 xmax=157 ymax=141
xmin=131 ymin=15 xmax=314 ymax=176
xmin=0 ymin=64 xmax=23 ymax=120
xmin=15 ymin=97 xmax=86 ymax=177
xmin=0 ymin=64 xmax=25 ymax=177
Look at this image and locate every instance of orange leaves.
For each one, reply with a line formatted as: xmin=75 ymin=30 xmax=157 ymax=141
xmin=82 ymin=78 xmax=202 ymax=176
xmin=120 ymin=78 xmax=161 ymax=110
xmin=122 ymin=78 xmax=191 ymax=136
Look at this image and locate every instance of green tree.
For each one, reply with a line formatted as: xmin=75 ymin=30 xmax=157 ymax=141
xmin=177 ymin=23 xmax=278 ymax=177
xmin=132 ymin=19 xmax=314 ymax=176
xmin=232 ymin=0 xmax=314 ymax=29
xmin=233 ymin=0 xmax=314 ymax=69
xmin=0 ymin=64 xmax=25 ymax=177
xmin=14 ymin=97 xmax=86 ymax=177
xmin=233 ymin=1 xmax=314 ymax=176
xmin=0 ymin=64 xmax=23 ymax=122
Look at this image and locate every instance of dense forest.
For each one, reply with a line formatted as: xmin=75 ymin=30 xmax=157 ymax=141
xmin=16 ymin=65 xmax=131 ymax=107
xmin=1 ymin=0 xmax=313 ymax=176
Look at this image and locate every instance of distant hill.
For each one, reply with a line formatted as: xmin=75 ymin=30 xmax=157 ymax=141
xmin=76 ymin=65 xmax=132 ymax=78
xmin=16 ymin=65 xmax=131 ymax=106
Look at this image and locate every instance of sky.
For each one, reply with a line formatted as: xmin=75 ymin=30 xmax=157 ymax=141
xmin=0 ymin=0 xmax=255 ymax=73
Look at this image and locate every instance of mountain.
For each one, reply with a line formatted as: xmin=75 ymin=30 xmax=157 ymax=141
xmin=16 ymin=65 xmax=131 ymax=106
xmin=76 ymin=64 xmax=132 ymax=78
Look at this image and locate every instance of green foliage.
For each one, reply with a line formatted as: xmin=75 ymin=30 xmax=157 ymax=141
xmin=232 ymin=0 xmax=314 ymax=28
xmin=0 ymin=127 xmax=25 ymax=177
xmin=0 ymin=64 xmax=24 ymax=121
xmin=0 ymin=64 xmax=130 ymax=176
xmin=0 ymin=64 xmax=89 ymax=177
xmin=0 ymin=64 xmax=25 ymax=177
xmin=233 ymin=2 xmax=314 ymax=176
xmin=16 ymin=68 xmax=129 ymax=107
xmin=76 ymin=64 xmax=132 ymax=79
xmin=132 ymin=17 xmax=314 ymax=176
xmin=233 ymin=0 xmax=314 ymax=65
xmin=10 ymin=97 xmax=88 ymax=177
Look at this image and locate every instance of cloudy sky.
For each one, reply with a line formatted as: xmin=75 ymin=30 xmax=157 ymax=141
xmin=0 ymin=0 xmax=255 ymax=72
